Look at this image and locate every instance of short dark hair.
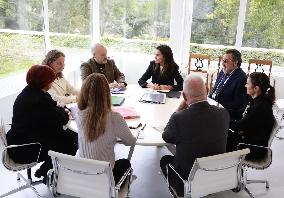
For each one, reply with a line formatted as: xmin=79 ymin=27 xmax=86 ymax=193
xmin=26 ymin=65 xmax=56 ymax=89
xmin=225 ymin=49 xmax=242 ymax=67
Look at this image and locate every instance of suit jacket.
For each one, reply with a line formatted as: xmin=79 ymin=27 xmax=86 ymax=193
xmin=138 ymin=61 xmax=184 ymax=91
xmin=230 ymin=95 xmax=275 ymax=146
xmin=162 ymin=101 xmax=230 ymax=179
xmin=80 ymin=58 xmax=125 ymax=83
xmin=209 ymin=67 xmax=249 ymax=120
xmin=7 ymin=85 xmax=69 ymax=146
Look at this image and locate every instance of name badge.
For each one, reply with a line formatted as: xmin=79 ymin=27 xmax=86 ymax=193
xmin=212 ymin=92 xmax=216 ymax=99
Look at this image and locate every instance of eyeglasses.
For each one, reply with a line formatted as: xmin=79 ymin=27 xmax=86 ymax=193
xmin=222 ymin=59 xmax=233 ymax=63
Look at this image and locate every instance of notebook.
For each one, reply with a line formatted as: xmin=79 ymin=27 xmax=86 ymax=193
xmin=139 ymin=92 xmax=166 ymax=104
xmin=111 ymin=96 xmax=125 ymax=106
xmin=112 ymin=107 xmax=140 ymax=119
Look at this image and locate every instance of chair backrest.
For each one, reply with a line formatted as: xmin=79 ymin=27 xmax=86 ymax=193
xmin=0 ymin=120 xmax=7 ymax=147
xmin=188 ymin=53 xmax=211 ymax=74
xmin=268 ymin=117 xmax=279 ymax=147
xmin=247 ymin=59 xmax=272 ymax=78
xmin=48 ymin=150 xmax=115 ymax=198
xmin=187 ymin=149 xmax=250 ymax=198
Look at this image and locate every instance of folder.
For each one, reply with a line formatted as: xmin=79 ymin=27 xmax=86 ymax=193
xmin=111 ymin=96 xmax=125 ymax=106
xmin=112 ymin=106 xmax=140 ymax=119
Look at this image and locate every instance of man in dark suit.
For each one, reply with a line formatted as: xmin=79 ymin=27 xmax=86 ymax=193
xmin=160 ymin=74 xmax=230 ymax=196
xmin=209 ymin=49 xmax=249 ymax=121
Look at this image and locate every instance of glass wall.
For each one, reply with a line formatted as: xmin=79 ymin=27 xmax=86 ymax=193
xmin=191 ymin=0 xmax=240 ymax=45
xmin=243 ymin=0 xmax=284 ymax=49
xmin=100 ymin=0 xmax=171 ymax=53
xmin=48 ymin=0 xmax=92 ymax=71
xmin=0 ymin=0 xmax=45 ymax=78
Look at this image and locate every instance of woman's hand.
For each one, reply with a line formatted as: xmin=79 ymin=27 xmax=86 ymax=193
xmin=147 ymin=83 xmax=161 ymax=90
xmin=160 ymin=85 xmax=173 ymax=90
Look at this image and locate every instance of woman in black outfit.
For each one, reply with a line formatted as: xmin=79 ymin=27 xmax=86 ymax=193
xmin=226 ymin=72 xmax=275 ymax=152
xmin=6 ymin=65 xmax=77 ymax=182
xmin=138 ymin=45 xmax=183 ymax=91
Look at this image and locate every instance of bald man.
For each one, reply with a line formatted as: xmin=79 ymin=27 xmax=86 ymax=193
xmin=160 ymin=74 xmax=230 ymax=196
xmin=80 ymin=43 xmax=126 ymax=88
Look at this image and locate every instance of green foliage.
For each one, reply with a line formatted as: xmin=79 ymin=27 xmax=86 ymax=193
xmin=50 ymin=34 xmax=91 ymax=48
xmin=190 ymin=44 xmax=284 ymax=66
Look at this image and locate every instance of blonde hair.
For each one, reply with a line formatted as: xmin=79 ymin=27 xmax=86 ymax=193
xmin=77 ymin=73 xmax=111 ymax=141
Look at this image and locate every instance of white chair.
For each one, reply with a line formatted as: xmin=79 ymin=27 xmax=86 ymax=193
xmin=47 ymin=150 xmax=133 ymax=198
xmin=163 ymin=149 xmax=253 ymax=198
xmin=0 ymin=120 xmax=42 ymax=198
xmin=239 ymin=118 xmax=280 ymax=190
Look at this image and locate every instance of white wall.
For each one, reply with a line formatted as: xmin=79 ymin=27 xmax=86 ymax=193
xmin=0 ymin=93 xmax=19 ymax=123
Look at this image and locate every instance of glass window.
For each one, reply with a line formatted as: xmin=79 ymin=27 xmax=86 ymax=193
xmin=243 ymin=0 xmax=284 ymax=49
xmin=0 ymin=0 xmax=45 ymax=78
xmin=191 ymin=0 xmax=240 ymax=45
xmin=100 ymin=0 xmax=171 ymax=53
xmin=48 ymin=0 xmax=92 ymax=70
xmin=0 ymin=0 xmax=43 ymax=31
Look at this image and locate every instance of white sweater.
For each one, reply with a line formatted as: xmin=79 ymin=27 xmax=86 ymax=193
xmin=72 ymin=107 xmax=136 ymax=168
xmin=48 ymin=77 xmax=79 ymax=104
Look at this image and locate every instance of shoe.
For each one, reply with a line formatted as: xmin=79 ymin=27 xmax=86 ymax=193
xmin=34 ymin=168 xmax=44 ymax=178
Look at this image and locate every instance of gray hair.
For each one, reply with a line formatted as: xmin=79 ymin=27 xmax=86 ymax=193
xmin=183 ymin=74 xmax=207 ymax=99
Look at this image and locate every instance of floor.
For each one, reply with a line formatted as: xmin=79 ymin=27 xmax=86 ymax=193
xmin=1 ymin=125 xmax=284 ymax=198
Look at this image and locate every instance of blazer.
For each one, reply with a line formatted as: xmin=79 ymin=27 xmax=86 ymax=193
xmin=80 ymin=58 xmax=125 ymax=83
xmin=162 ymin=101 xmax=230 ymax=179
xmin=230 ymin=95 xmax=275 ymax=147
xmin=138 ymin=61 xmax=184 ymax=91
xmin=7 ymin=85 xmax=70 ymax=146
xmin=209 ymin=67 xmax=249 ymax=120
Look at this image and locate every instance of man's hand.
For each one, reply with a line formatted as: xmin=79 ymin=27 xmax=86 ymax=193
xmin=176 ymin=99 xmax=188 ymax=112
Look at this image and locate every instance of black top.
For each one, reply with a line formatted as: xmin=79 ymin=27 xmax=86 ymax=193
xmin=230 ymin=95 xmax=275 ymax=146
xmin=209 ymin=67 xmax=249 ymax=120
xmin=7 ymin=85 xmax=69 ymax=146
xmin=138 ymin=61 xmax=183 ymax=91
xmin=163 ymin=101 xmax=230 ymax=179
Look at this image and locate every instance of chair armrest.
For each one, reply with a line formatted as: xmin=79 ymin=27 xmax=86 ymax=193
xmin=115 ymin=167 xmax=132 ymax=189
xmin=237 ymin=142 xmax=269 ymax=150
xmin=167 ymin=164 xmax=186 ymax=184
xmin=4 ymin=142 xmax=41 ymax=163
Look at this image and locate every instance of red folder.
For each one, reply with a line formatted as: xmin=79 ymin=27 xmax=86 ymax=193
xmin=112 ymin=106 xmax=140 ymax=119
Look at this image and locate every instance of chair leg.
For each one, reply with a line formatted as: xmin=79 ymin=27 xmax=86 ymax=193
xmin=247 ymin=179 xmax=269 ymax=189
xmin=0 ymin=172 xmax=42 ymax=198
xmin=244 ymin=187 xmax=255 ymax=198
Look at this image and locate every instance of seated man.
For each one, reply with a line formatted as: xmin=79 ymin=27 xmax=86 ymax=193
xmin=208 ymin=49 xmax=249 ymax=121
xmin=80 ymin=43 xmax=126 ymax=89
xmin=160 ymin=74 xmax=230 ymax=196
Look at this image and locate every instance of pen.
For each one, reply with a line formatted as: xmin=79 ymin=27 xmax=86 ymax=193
xmin=141 ymin=124 xmax=146 ymax=131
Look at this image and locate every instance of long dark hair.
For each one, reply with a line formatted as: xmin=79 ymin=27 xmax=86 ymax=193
xmin=249 ymin=72 xmax=275 ymax=104
xmin=154 ymin=45 xmax=177 ymax=78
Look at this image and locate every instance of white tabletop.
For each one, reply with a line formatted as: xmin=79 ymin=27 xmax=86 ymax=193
xmin=68 ymin=84 xmax=220 ymax=146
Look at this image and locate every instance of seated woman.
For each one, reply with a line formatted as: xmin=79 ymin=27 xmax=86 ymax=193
xmin=6 ymin=65 xmax=77 ymax=182
xmin=138 ymin=45 xmax=183 ymax=91
xmin=42 ymin=49 xmax=79 ymax=105
xmin=71 ymin=73 xmax=136 ymax=184
xmin=226 ymin=72 xmax=275 ymax=152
